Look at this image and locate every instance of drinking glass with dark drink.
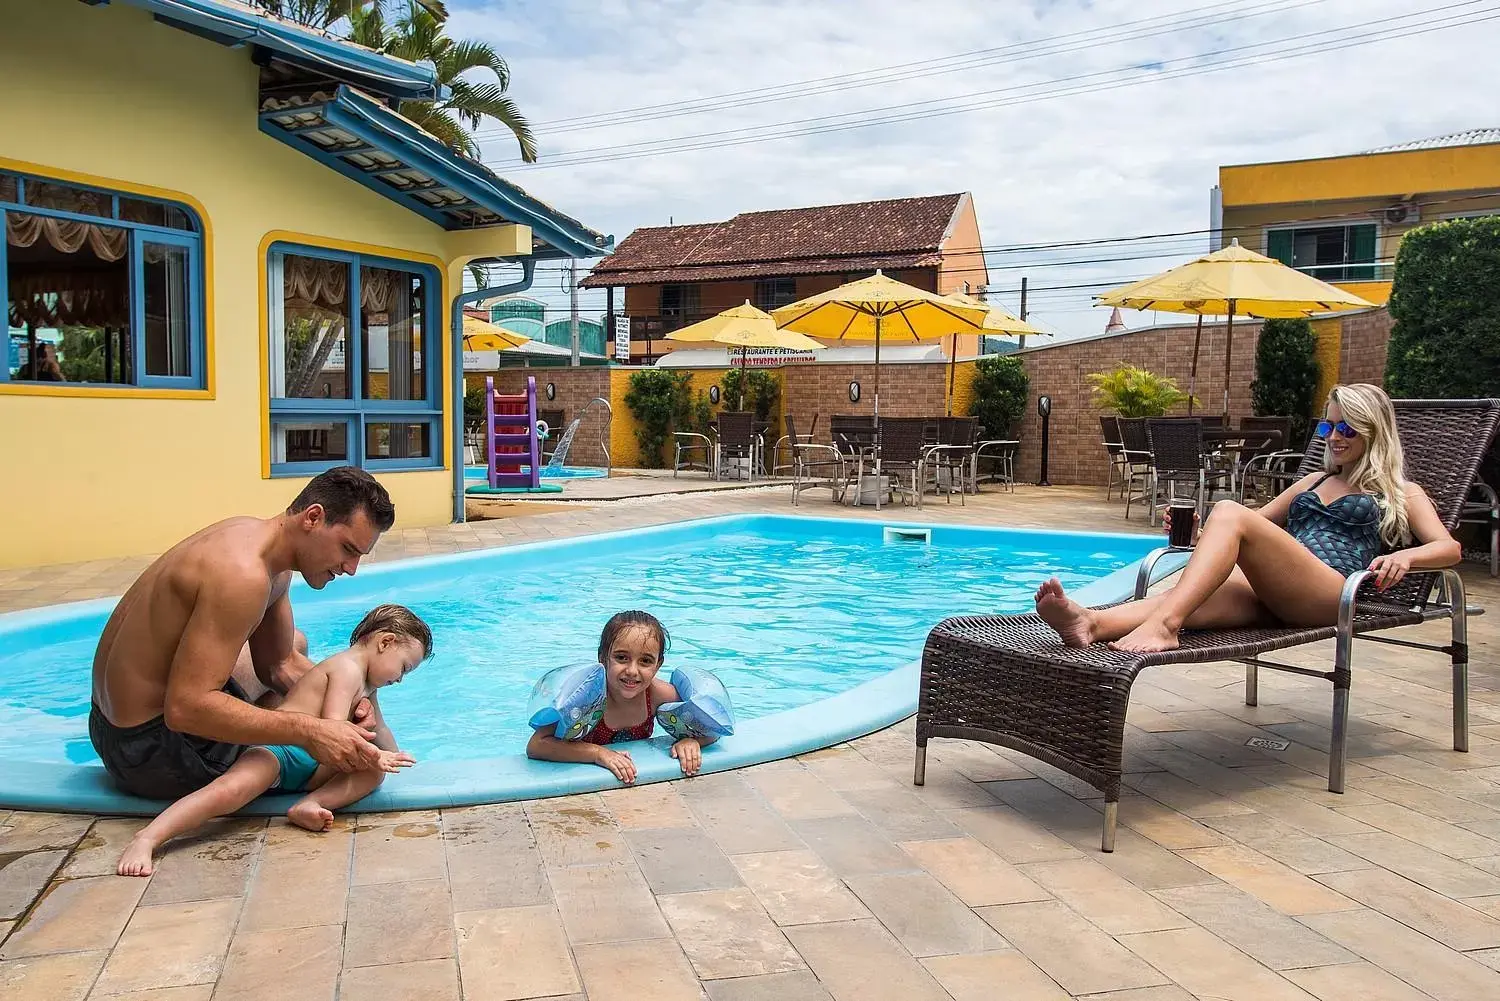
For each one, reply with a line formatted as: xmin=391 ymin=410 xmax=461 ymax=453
xmin=1168 ymin=500 xmax=1196 ymax=549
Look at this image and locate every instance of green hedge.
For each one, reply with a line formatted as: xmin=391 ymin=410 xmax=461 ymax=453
xmin=969 ymin=355 xmax=1029 ymax=436
xmin=1251 ymin=317 xmax=1321 ymax=447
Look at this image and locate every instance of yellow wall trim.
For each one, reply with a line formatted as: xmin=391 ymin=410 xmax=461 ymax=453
xmin=255 ymin=230 xmax=451 ymax=479
xmin=1 ymin=153 xmax=218 ymax=400
xmin=1220 ymin=142 xmax=1500 ymax=207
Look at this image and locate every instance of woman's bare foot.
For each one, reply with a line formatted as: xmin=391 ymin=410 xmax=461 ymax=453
xmin=287 ymin=800 xmax=335 ymax=832
xmin=117 ymin=835 xmax=158 ymax=877
xmin=1109 ymin=619 xmax=1180 ymax=653
xmin=1034 ymin=579 xmax=1096 ymax=647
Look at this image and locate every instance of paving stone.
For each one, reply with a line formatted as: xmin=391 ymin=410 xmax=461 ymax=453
xmin=625 ymin=826 xmax=742 ymax=894
xmin=57 ymin=818 xmax=147 ymax=878
xmin=239 ymin=822 xmax=352 ymax=932
xmin=1200 ymin=812 xmax=1373 ymax=874
xmin=212 ymin=923 xmax=342 ymax=1001
xmin=1359 ymin=776 xmax=1500 ymax=823
xmin=1117 ymin=926 xmax=1316 ymax=1001
xmin=0 ymin=813 xmax=92 ymax=854
xmin=686 ymin=789 xmax=805 ymax=855
xmin=601 ymin=783 xmax=698 ymax=829
xmin=906 ymin=769 xmax=1005 ymax=810
xmin=845 ymin=872 xmax=1007 ymax=957
xmin=1329 ymin=831 xmax=1500 ymax=898
xmin=1152 ymin=882 xmax=1356 ymax=970
xmin=92 ymin=898 xmax=239 ymax=994
xmin=1122 ymin=772 xmax=1259 ymax=818
xmin=87 ymin=986 xmax=214 ymax=1000
xmin=343 ymin=879 xmax=453 ymax=969
xmin=788 ymin=816 xmax=918 ymax=878
xmin=744 ymin=766 xmax=858 ymax=820
xmin=1179 ymin=844 xmax=1360 ymax=914
xmin=1020 ymin=858 xmax=1189 ymax=935
xmin=944 ymin=807 xmax=1078 ymax=864
xmin=454 ymin=904 xmax=579 ymax=1000
xmin=704 ymin=970 xmax=834 ymax=1001
xmin=1336 ymin=802 xmax=1500 ymax=859
xmin=1300 ymin=907 xmax=1500 ymax=1001
xmin=1315 ymin=867 xmax=1500 ymax=951
xmin=139 ymin=820 xmax=264 ymax=906
xmin=338 ymin=958 xmax=460 ymax=1001
xmin=801 ymin=748 xmax=897 ymax=791
xmin=977 ymin=901 xmax=1170 ymax=996
xmin=1114 ymin=794 xmax=1232 ymax=849
xmin=783 ymin=919 xmax=952 ymax=1001
xmin=549 ymin=859 xmax=671 ymax=945
xmin=1282 ymin=962 xmax=1434 ymax=1001
xmin=898 ymin=836 xmax=1050 ymax=907
xmin=927 ymin=741 xmax=1035 ymax=782
xmin=574 ymin=938 xmax=703 ymax=1001
xmin=441 ymin=804 xmax=550 ymax=912
xmin=730 ymin=849 xmax=869 ymax=926
xmin=0 ymin=851 xmax=65 ymax=920
xmin=1073 ymin=988 xmax=1197 ymax=1001
xmin=0 ymin=950 xmax=107 ymax=1001
xmin=352 ymin=817 xmax=446 ymax=886
xmin=526 ymin=795 xmax=632 ymax=868
xmin=840 ymin=784 xmax=963 ymax=842
xmin=659 ymin=887 xmax=804 ymax=979
xmin=921 ymin=950 xmax=1071 ymax=1000
xmin=0 ymin=874 xmax=146 ymax=958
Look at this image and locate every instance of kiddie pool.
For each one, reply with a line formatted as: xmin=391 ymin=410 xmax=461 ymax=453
xmin=464 ymin=464 xmax=607 ymax=480
xmin=0 ymin=515 xmax=1177 ymax=814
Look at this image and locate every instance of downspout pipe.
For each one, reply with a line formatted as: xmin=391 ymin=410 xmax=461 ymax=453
xmin=451 ymin=257 xmax=537 ymax=523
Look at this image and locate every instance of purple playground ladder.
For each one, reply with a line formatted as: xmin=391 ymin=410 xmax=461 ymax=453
xmin=486 ymin=375 xmax=541 ymax=489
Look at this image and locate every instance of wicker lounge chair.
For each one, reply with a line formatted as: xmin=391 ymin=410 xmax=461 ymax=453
xmin=914 ymin=398 xmax=1500 ymax=852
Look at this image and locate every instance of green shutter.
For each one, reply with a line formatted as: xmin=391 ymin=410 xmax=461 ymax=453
xmin=1267 ymin=229 xmax=1294 ymax=266
xmin=1347 ymin=224 xmax=1377 ymax=281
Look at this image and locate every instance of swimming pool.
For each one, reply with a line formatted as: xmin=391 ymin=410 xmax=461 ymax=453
xmin=464 ymin=465 xmax=606 ymax=480
xmin=0 ymin=515 xmax=1173 ymax=814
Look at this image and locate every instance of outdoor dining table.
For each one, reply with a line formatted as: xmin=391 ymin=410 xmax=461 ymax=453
xmin=971 ymin=439 xmax=1019 ymax=492
xmin=1200 ymin=428 xmax=1284 ymax=498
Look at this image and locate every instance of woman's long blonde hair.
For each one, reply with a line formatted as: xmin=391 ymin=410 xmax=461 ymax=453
xmin=1325 ymin=383 xmax=1409 ymax=547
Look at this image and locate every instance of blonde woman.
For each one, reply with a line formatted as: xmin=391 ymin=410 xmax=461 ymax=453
xmin=1037 ymin=384 xmax=1462 ymax=653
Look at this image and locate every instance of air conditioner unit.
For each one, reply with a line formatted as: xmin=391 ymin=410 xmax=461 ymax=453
xmin=1383 ymin=203 xmax=1420 ymax=226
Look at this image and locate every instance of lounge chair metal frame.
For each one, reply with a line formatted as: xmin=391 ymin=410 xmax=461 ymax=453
xmin=913 ymin=398 xmax=1500 ymax=853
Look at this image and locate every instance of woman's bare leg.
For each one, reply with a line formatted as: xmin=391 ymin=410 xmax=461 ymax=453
xmin=118 ymin=750 xmax=281 ymax=876
xmin=1113 ymin=500 xmax=1347 ymax=652
xmin=1036 ymin=570 xmax=1265 ymax=647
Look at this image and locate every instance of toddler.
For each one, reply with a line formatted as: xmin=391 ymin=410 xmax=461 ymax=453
xmin=118 ymin=604 xmax=432 ymax=876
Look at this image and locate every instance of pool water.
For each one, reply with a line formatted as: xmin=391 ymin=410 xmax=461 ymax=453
xmin=464 ymin=465 xmax=606 ymax=480
xmin=0 ymin=517 xmax=1155 ymax=768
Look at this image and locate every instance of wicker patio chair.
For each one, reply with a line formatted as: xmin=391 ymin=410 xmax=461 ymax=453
xmin=1143 ymin=418 xmax=1231 ymax=527
xmin=714 ymin=411 xmax=761 ymax=481
xmin=914 ymin=398 xmax=1500 ymax=852
xmin=787 ymin=415 xmax=848 ymax=505
xmin=1116 ymin=417 xmax=1155 ymax=520
xmin=1100 ymin=416 xmax=1126 ymax=501
xmin=879 ymin=417 xmax=931 ymax=509
xmin=927 ymin=416 xmax=979 ymax=505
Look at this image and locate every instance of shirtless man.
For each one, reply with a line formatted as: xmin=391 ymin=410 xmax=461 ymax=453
xmin=89 ymin=466 xmax=396 ymax=800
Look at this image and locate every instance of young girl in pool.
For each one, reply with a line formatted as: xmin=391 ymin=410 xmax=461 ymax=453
xmin=526 ymin=611 xmax=712 ymax=783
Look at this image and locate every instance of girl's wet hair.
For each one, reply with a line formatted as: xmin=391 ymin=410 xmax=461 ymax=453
xmin=598 ymin=610 xmax=669 ymax=664
xmin=351 ymin=603 xmax=434 ymax=660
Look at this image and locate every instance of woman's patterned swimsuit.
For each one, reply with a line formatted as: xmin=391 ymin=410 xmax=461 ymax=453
xmin=1286 ymin=474 xmax=1382 ymax=577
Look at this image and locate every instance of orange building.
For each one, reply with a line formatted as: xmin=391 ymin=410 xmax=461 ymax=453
xmin=581 ymin=193 xmax=988 ymax=364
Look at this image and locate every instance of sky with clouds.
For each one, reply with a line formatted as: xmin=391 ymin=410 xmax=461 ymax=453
xmin=445 ymin=0 xmax=1499 ymax=338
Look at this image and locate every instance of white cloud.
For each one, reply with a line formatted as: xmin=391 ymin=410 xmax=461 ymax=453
xmin=447 ymin=0 xmax=1500 ymax=336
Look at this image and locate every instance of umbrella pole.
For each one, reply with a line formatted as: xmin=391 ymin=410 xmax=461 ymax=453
xmin=873 ymin=314 xmax=882 ymax=418
xmin=738 ymin=346 xmax=747 ymax=410
xmin=1187 ymin=315 xmax=1202 ymax=417
xmin=1223 ymin=301 xmax=1235 ymax=418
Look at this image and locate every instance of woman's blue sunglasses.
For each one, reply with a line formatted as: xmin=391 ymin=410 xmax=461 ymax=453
xmin=1316 ymin=420 xmax=1357 ymax=439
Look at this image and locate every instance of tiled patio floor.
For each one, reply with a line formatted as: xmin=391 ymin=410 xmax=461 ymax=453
xmin=4 ymin=485 xmax=1500 ymax=1000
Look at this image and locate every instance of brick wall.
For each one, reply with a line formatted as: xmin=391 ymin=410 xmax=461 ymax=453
xmin=1338 ymin=308 xmax=1394 ymax=386
xmin=781 ymin=362 xmax=954 ymax=440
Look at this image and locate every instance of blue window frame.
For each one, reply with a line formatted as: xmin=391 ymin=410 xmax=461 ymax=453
xmin=267 ymin=242 xmax=442 ymax=476
xmin=1 ymin=169 xmax=205 ymax=389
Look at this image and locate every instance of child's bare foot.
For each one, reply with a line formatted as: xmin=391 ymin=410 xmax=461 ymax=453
xmin=1034 ymin=579 xmax=1096 ymax=647
xmin=117 ymin=835 xmax=158 ymax=877
xmin=1109 ymin=619 xmax=1180 ymax=653
xmin=287 ymin=800 xmax=334 ymax=832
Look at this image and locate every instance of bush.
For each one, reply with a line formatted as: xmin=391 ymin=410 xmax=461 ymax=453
xmin=1087 ymin=365 xmax=1193 ymax=417
xmin=720 ymin=368 xmax=780 ymax=422
xmin=1251 ymin=318 xmax=1321 ymax=446
xmin=623 ymin=369 xmax=693 ymax=468
xmin=968 ymin=355 xmax=1029 ymax=437
xmin=463 ymin=385 xmax=488 ymax=434
xmin=1385 ymin=216 xmax=1500 ymax=399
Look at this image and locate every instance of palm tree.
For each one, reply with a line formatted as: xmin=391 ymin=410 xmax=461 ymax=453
xmin=352 ymin=5 xmax=537 ymax=163
xmin=251 ymin=1 xmax=447 ymax=27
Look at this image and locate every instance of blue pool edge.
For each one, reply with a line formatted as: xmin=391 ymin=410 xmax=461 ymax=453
xmin=0 ymin=516 xmax=1185 ymax=816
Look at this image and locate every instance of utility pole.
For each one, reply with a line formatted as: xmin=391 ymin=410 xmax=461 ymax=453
xmin=569 ymin=258 xmax=580 ymax=367
xmin=1017 ymin=276 xmax=1029 ymax=351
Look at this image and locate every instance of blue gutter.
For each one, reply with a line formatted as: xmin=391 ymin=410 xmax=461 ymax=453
xmin=452 ymin=259 xmax=536 ymax=522
xmin=97 ymin=0 xmax=444 ymax=101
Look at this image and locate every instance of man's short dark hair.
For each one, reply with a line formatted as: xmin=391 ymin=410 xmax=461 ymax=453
xmin=288 ymin=466 xmax=395 ymax=532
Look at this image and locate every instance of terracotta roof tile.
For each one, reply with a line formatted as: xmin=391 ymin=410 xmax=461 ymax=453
xmin=582 ymin=193 xmax=964 ymax=287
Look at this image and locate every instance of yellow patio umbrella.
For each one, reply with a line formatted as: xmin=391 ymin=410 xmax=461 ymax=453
xmin=663 ymin=301 xmax=826 ymax=408
xmin=1096 ymin=239 xmax=1376 ymax=415
xmin=942 ymin=291 xmax=1046 ymax=414
xmin=771 ymin=270 xmax=988 ymax=415
xmin=461 ymin=313 xmax=531 ymax=352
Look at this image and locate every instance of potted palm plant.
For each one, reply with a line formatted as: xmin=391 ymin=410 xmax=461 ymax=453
xmin=1087 ymin=365 xmax=1194 ymax=417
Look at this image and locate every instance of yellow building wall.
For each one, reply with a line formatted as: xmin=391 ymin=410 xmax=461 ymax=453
xmin=605 ymin=367 xmax=788 ymax=469
xmin=0 ymin=1 xmax=525 ymax=568
xmin=1309 ymin=317 xmax=1343 ymax=408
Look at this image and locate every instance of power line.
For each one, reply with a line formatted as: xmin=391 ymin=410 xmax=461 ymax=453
xmin=467 ymin=0 xmax=1325 ymax=141
xmin=487 ymin=3 xmax=1495 ymax=170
